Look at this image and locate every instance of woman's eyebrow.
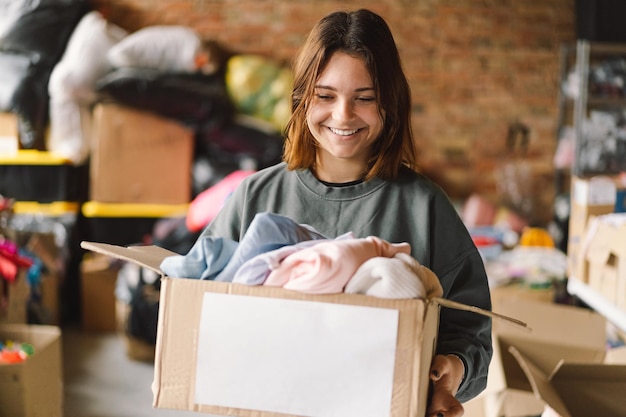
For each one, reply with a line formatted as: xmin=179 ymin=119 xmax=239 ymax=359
xmin=314 ymin=85 xmax=375 ymax=92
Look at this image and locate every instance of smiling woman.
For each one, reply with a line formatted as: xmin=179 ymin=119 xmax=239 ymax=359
xmin=198 ymin=9 xmax=493 ymax=417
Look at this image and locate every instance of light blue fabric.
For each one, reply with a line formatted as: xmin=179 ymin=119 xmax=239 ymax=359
xmin=214 ymin=212 xmax=327 ymax=282
xmin=160 ymin=212 xmax=326 ymax=281
xmin=159 ymin=236 xmax=239 ymax=280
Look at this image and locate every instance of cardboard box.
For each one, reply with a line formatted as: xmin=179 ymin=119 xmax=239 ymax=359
xmin=509 ymin=346 xmax=626 ymax=417
xmin=0 ymin=112 xmax=18 ymax=154
xmin=584 ymin=214 xmax=626 ymax=310
xmin=0 ymin=269 xmax=30 ymax=324
xmin=23 ymin=232 xmax=63 ymax=325
xmin=490 ymin=280 xmax=556 ymax=308
xmin=464 ymin=388 xmax=545 ymax=417
xmin=81 ymin=241 xmax=509 ymax=417
xmin=486 ymin=298 xmax=626 ymax=417
xmin=0 ymin=324 xmax=63 ymax=417
xmin=80 ymin=253 xmax=120 ymax=332
xmin=90 ymin=103 xmax=194 ymax=205
xmin=567 ymin=176 xmax=616 ymax=282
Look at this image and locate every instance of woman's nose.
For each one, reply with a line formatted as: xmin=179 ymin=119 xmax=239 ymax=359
xmin=333 ymin=98 xmax=354 ymax=121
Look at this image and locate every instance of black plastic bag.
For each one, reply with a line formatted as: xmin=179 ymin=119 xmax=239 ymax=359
xmin=0 ymin=0 xmax=90 ymax=66
xmin=125 ymin=268 xmax=160 ymax=345
xmin=0 ymin=0 xmax=89 ymax=149
xmin=95 ymin=67 xmax=235 ymax=128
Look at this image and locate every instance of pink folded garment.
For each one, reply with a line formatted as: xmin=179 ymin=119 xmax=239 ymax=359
xmin=264 ymin=236 xmax=411 ymax=294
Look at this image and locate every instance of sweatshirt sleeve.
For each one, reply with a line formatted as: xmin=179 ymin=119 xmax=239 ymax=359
xmin=429 ymin=192 xmax=493 ymax=403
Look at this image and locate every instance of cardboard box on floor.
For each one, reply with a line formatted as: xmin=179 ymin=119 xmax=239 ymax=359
xmin=486 ymin=298 xmax=626 ymax=417
xmin=463 ymin=291 xmax=548 ymax=417
xmin=81 ymin=241 xmax=518 ymax=417
xmin=80 ymin=253 xmax=121 ymax=332
xmin=0 ymin=324 xmax=63 ymax=417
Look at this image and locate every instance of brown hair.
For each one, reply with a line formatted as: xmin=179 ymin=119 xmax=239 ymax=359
xmin=283 ymin=9 xmax=417 ymax=180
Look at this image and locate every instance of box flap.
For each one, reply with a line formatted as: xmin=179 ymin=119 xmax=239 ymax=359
xmin=80 ymin=241 xmax=179 ymax=275
xmin=507 ymin=346 xmax=571 ymax=417
xmin=433 ymin=297 xmax=528 ymax=329
xmin=492 ymin=298 xmax=605 ymax=350
xmin=510 ymin=346 xmax=626 ymax=417
xmin=551 ymin=362 xmax=626 ymax=417
xmin=486 ymin=299 xmax=606 ymax=395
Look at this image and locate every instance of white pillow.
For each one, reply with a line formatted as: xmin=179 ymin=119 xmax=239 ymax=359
xmin=48 ymin=10 xmax=128 ymax=102
xmin=107 ymin=25 xmax=201 ymax=73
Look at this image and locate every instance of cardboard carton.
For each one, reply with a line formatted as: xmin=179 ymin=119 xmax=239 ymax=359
xmin=0 ymin=269 xmax=30 ymax=324
xmin=463 ymin=388 xmax=545 ymax=417
xmin=0 ymin=324 xmax=63 ymax=417
xmin=509 ymin=346 xmax=626 ymax=417
xmin=81 ymin=241 xmax=516 ymax=417
xmin=567 ymin=176 xmax=616 ymax=282
xmin=0 ymin=112 xmax=18 ymax=154
xmin=80 ymin=253 xmax=120 ymax=332
xmin=464 ymin=283 xmax=557 ymax=417
xmin=583 ymin=214 xmax=626 ymax=310
xmin=90 ymin=103 xmax=194 ymax=205
xmin=485 ymin=298 xmax=626 ymax=417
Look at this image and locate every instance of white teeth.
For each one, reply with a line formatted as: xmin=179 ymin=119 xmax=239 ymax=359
xmin=329 ymin=127 xmax=360 ymax=136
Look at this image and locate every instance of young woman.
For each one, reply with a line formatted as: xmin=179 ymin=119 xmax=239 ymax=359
xmin=201 ymin=9 xmax=492 ymax=417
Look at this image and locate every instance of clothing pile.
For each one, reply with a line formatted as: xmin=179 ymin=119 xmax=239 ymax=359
xmin=160 ymin=212 xmax=443 ymax=299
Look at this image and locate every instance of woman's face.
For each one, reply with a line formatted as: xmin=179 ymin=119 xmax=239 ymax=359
xmin=306 ymin=51 xmax=383 ymax=180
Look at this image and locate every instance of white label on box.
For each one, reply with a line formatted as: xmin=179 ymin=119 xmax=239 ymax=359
xmin=0 ymin=136 xmax=18 ymax=155
xmin=195 ymin=293 xmax=399 ymax=417
xmin=574 ymin=177 xmax=616 ymax=206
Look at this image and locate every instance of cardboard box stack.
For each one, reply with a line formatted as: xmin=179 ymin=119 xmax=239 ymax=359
xmin=85 ymin=103 xmax=192 ymax=245
xmin=567 ymin=175 xmax=619 ymax=283
xmin=566 ymin=175 xmax=626 ymax=334
xmin=82 ymin=102 xmax=194 ymax=353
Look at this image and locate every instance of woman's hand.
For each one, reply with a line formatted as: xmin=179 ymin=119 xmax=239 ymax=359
xmin=427 ymin=354 xmax=465 ymax=417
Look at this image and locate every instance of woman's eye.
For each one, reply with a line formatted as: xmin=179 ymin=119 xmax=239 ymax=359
xmin=357 ymin=96 xmax=376 ymax=102
xmin=316 ymin=94 xmax=333 ymax=100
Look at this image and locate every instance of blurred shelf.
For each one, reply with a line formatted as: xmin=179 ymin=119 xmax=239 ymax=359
xmin=567 ymin=276 xmax=626 ymax=333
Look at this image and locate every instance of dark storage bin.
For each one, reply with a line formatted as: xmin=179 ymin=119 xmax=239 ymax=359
xmin=0 ymin=151 xmax=88 ymax=203
xmin=81 ymin=201 xmax=188 ymax=247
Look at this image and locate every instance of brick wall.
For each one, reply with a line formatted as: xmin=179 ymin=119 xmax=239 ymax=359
xmin=92 ymin=0 xmax=576 ymax=212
